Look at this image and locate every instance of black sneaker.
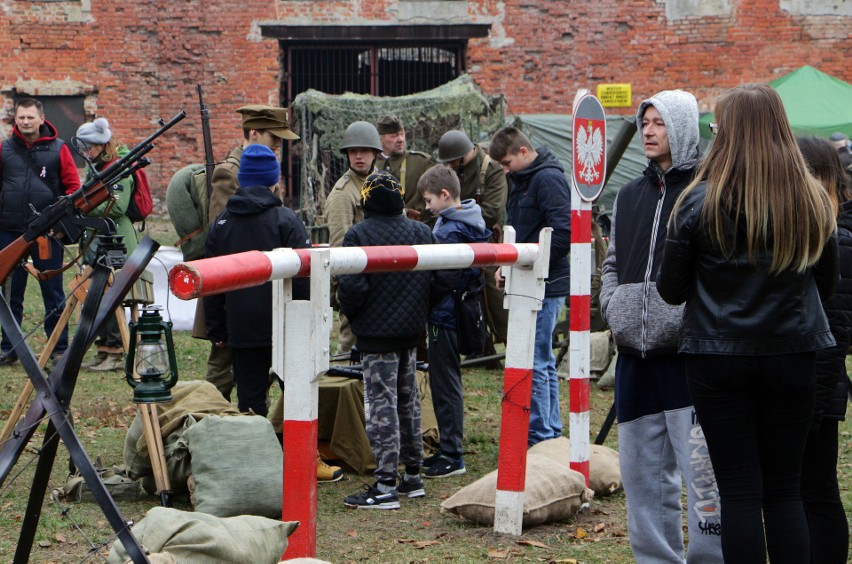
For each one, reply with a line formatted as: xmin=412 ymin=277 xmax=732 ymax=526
xmin=423 ymin=455 xmax=466 ymax=479
xmin=343 ymin=483 xmax=399 ymax=510
xmin=422 ymin=451 xmax=444 ymax=468
xmin=397 ymin=474 xmax=425 ymax=498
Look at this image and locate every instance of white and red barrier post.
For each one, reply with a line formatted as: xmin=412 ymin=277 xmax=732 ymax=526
xmin=569 ymin=189 xmax=592 ymax=484
xmin=169 ymin=236 xmax=548 ymax=554
xmin=569 ymin=92 xmax=607 ymax=486
xmin=493 ymin=227 xmax=551 ymax=535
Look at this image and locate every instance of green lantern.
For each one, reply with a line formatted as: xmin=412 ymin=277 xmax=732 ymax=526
xmin=125 ymin=307 xmax=178 ymax=403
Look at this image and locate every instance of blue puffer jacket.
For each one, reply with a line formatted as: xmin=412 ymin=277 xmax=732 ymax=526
xmin=430 ymin=200 xmax=492 ymax=329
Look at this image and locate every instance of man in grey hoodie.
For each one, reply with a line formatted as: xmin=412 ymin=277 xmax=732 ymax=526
xmin=600 ymin=90 xmax=722 ymax=563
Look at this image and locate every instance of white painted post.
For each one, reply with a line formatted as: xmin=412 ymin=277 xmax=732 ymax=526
xmin=493 ymin=227 xmax=551 ymax=535
xmin=280 ymin=248 xmax=332 ymax=559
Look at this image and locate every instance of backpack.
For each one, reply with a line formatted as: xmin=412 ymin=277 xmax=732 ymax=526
xmin=165 ymin=164 xmax=209 ymax=261
xmin=126 ymin=168 xmax=153 ymax=223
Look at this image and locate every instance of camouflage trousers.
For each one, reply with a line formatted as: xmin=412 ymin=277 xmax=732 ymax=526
xmin=362 ymin=348 xmax=422 ymax=484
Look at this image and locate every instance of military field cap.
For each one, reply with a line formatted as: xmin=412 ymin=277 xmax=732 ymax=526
xmin=236 ymin=105 xmax=300 ymax=140
xmin=376 ymin=114 xmax=404 ymax=135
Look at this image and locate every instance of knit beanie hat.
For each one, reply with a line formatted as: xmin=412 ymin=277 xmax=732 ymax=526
xmin=238 ymin=144 xmax=280 ymax=187
xmin=360 ymin=170 xmax=404 ymax=215
xmin=75 ymin=117 xmax=112 ymax=145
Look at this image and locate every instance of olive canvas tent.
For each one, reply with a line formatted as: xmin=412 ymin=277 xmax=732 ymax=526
xmin=699 ymin=65 xmax=852 ymax=139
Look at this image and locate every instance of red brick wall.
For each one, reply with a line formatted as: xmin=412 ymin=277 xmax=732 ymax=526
xmin=1 ymin=0 xmax=848 ymax=204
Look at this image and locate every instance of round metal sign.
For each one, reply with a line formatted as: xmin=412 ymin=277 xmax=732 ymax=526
xmin=572 ymin=95 xmax=607 ymax=202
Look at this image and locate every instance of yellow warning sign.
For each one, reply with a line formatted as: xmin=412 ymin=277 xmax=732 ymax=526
xmin=596 ymin=84 xmax=632 ymax=108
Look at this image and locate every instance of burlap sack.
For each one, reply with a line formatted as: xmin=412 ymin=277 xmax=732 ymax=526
xmin=107 ymin=507 xmax=297 ymax=564
xmin=440 ymin=454 xmax=593 ymax=527
xmin=185 ymin=414 xmax=283 ymax=518
xmin=527 ymin=436 xmax=622 ymax=496
xmin=123 ymin=381 xmax=241 ymax=483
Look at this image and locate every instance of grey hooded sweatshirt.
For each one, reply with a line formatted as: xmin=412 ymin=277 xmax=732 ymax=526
xmin=600 ymin=90 xmax=700 ymax=357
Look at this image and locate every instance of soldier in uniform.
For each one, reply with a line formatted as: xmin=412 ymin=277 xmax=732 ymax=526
xmin=194 ymin=104 xmax=299 ymax=401
xmin=437 ymin=130 xmax=509 ymax=352
xmin=325 ymin=121 xmax=383 ymax=355
xmin=375 ymin=115 xmax=434 ymax=221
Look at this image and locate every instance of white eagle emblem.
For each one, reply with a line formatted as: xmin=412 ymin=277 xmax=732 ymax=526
xmin=575 ymin=121 xmax=604 ymax=184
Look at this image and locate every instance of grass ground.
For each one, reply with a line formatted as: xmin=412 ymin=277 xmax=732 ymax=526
xmin=0 ymin=218 xmax=849 ymax=563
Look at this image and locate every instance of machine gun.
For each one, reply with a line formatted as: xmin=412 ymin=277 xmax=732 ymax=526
xmin=0 ymin=110 xmax=187 ymax=284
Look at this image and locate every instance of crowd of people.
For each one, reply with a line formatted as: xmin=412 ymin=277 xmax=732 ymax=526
xmin=0 ymin=85 xmax=848 ymax=562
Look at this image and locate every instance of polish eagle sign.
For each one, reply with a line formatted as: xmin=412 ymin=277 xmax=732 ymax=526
xmin=572 ymin=95 xmax=607 ymax=201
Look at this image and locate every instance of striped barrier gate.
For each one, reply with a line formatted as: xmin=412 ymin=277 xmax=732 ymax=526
xmin=168 ymin=226 xmax=552 ymax=553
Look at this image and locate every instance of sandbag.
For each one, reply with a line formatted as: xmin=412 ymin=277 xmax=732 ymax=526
xmin=185 ymin=414 xmax=283 ymax=518
xmin=527 ymin=436 xmax=622 ymax=496
xmin=123 ymin=381 xmax=241 ymax=482
xmin=440 ymin=454 xmax=593 ymax=527
xmin=107 ymin=506 xmax=297 ymax=564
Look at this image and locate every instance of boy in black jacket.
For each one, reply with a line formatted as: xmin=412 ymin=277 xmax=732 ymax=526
xmin=338 ymin=170 xmax=448 ymax=509
xmin=205 ymin=144 xmax=311 ymax=417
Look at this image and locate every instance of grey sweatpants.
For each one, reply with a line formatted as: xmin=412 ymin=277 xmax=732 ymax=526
xmin=619 ymin=406 xmax=722 ymax=563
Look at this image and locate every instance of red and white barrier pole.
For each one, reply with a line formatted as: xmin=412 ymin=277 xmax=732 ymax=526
xmin=569 ymin=191 xmax=592 ymax=485
xmin=170 ymin=243 xmax=539 ymax=300
xmin=493 ymin=227 xmax=551 ymax=535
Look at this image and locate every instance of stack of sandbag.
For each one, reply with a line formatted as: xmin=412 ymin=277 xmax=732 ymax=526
xmin=440 ymin=454 xmax=594 ymax=527
xmin=123 ymin=380 xmax=241 ymax=495
xmin=107 ymin=507 xmax=297 ymax=563
xmin=528 ymin=436 xmax=622 ymax=496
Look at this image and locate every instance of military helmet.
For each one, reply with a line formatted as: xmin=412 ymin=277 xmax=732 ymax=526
xmin=340 ymin=121 xmax=382 ymax=154
xmin=437 ymin=130 xmax=475 ymax=163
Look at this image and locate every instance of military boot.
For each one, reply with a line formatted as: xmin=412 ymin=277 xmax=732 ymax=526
xmin=90 ymin=352 xmax=124 ymax=372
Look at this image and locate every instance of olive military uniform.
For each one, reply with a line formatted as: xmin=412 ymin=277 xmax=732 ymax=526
xmin=326 ymin=168 xmax=372 ymax=353
xmin=377 ymin=150 xmax=434 ymax=221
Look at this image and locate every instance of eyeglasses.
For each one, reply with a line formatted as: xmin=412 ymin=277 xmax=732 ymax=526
xmin=708 ymin=122 xmax=718 ymax=135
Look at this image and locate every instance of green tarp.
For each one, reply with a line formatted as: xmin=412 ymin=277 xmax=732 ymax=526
xmin=699 ymin=65 xmax=852 ymax=139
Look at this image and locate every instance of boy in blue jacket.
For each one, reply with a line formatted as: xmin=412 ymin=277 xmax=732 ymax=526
xmin=417 ymin=166 xmax=491 ymax=478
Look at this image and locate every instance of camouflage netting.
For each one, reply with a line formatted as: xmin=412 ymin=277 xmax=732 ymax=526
xmin=291 ymin=74 xmax=504 ymax=226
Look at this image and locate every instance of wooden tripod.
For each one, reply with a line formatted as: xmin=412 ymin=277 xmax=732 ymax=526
xmin=0 ymin=265 xmax=172 ymax=506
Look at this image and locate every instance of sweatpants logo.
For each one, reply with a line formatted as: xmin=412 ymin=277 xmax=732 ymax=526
xmin=689 ymin=415 xmax=722 ymax=535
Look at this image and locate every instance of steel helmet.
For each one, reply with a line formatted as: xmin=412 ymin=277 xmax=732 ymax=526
xmin=340 ymin=121 xmax=382 ymax=154
xmin=437 ymin=130 xmax=474 ymax=163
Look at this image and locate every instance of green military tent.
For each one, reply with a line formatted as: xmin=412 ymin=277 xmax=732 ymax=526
xmin=699 ymin=65 xmax=852 ymax=139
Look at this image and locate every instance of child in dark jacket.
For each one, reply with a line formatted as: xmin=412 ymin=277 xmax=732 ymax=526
xmin=205 ymin=144 xmax=311 ymax=417
xmin=417 ymin=166 xmax=491 ymax=479
xmin=337 ymin=170 xmax=450 ymax=509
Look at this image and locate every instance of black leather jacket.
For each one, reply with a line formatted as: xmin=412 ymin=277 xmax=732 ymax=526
xmin=658 ymin=182 xmax=838 ymax=355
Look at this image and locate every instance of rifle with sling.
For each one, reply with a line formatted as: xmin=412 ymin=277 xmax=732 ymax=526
xmin=0 ymin=111 xmax=187 ymax=285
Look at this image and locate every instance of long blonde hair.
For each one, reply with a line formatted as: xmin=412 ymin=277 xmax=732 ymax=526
xmin=675 ymin=84 xmax=835 ymax=273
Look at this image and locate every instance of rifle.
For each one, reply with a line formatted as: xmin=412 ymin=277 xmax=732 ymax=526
xmin=197 ymin=84 xmax=215 ymax=199
xmin=0 ymin=111 xmax=187 ymax=285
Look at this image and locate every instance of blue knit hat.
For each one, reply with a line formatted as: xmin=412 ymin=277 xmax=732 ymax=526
xmin=238 ymin=144 xmax=280 ymax=187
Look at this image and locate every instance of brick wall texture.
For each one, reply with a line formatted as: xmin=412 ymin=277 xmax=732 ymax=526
xmin=0 ymin=0 xmax=848 ymax=200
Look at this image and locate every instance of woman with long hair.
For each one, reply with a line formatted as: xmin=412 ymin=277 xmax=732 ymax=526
xmin=657 ymin=84 xmax=838 ymax=563
xmin=797 ymin=135 xmax=850 ymax=564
